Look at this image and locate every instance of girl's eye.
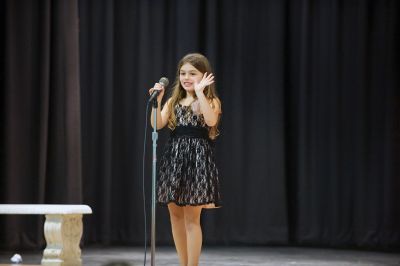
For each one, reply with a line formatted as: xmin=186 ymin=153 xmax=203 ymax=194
xmin=180 ymin=72 xmax=197 ymax=76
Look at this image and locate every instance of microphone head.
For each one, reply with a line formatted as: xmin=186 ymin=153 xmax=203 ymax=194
xmin=159 ymin=77 xmax=169 ymax=87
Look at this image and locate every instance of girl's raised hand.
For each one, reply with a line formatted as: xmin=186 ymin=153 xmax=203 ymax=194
xmin=148 ymin=82 xmax=165 ymax=102
xmin=194 ymin=72 xmax=215 ymax=94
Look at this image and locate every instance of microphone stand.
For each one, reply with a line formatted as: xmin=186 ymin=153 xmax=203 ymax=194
xmin=150 ymin=98 xmax=158 ymax=266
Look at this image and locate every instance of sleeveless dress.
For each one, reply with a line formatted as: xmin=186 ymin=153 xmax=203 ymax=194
xmin=157 ymin=103 xmax=221 ymax=208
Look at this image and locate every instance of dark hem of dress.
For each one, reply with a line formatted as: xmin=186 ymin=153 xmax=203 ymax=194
xmin=157 ymin=200 xmax=222 ymax=209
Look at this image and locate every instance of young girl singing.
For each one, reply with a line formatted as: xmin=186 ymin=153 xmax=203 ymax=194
xmin=149 ymin=53 xmax=222 ymax=266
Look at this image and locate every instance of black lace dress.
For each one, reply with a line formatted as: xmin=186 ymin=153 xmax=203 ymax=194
xmin=157 ymin=103 xmax=221 ymax=208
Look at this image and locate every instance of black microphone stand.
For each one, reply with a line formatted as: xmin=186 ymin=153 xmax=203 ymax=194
xmin=150 ymin=97 xmax=158 ymax=266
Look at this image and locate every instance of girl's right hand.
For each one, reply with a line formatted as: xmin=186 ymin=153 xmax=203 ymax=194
xmin=148 ymin=82 xmax=165 ymax=102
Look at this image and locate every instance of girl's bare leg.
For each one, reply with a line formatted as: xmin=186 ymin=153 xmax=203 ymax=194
xmin=184 ymin=206 xmax=203 ymax=266
xmin=168 ymin=203 xmax=188 ymax=266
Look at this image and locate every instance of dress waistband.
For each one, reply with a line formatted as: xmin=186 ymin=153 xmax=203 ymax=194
xmin=170 ymin=126 xmax=209 ymax=139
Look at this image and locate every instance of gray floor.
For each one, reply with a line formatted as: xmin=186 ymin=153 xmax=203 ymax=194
xmin=0 ymin=246 xmax=399 ymax=266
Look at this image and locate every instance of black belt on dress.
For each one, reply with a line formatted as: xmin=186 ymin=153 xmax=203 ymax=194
xmin=170 ymin=126 xmax=209 ymax=140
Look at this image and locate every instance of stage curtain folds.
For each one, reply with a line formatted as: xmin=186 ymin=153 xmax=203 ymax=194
xmin=0 ymin=0 xmax=81 ymax=248
xmin=1 ymin=0 xmax=399 ymax=249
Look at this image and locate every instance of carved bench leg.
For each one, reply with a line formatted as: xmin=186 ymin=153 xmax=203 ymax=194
xmin=41 ymin=214 xmax=83 ymax=266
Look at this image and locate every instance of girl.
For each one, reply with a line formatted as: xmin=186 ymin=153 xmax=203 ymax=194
xmin=149 ymin=53 xmax=222 ymax=266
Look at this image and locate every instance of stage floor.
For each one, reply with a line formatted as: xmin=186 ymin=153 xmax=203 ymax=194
xmin=0 ymin=246 xmax=399 ymax=265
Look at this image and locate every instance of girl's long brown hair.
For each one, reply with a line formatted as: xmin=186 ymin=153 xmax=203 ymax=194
xmin=166 ymin=53 xmax=221 ymax=139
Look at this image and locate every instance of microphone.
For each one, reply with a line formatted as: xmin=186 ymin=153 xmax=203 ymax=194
xmin=149 ymin=77 xmax=169 ymax=102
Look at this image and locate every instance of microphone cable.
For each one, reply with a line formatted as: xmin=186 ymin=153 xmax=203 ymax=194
xmin=142 ymin=100 xmax=151 ymax=266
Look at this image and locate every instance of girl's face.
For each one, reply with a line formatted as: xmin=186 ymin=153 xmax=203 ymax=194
xmin=179 ymin=63 xmax=203 ymax=92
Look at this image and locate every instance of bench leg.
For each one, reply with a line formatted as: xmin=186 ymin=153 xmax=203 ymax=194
xmin=41 ymin=214 xmax=83 ymax=266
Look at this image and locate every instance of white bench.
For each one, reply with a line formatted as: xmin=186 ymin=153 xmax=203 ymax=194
xmin=0 ymin=204 xmax=92 ymax=266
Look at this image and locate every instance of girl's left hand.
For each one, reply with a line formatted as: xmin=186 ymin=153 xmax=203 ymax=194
xmin=194 ymin=72 xmax=215 ymax=94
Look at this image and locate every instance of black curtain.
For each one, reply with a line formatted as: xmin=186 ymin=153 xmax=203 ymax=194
xmin=1 ymin=0 xmax=399 ymax=249
xmin=1 ymin=0 xmax=81 ymax=248
xmin=286 ymin=1 xmax=400 ymax=247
